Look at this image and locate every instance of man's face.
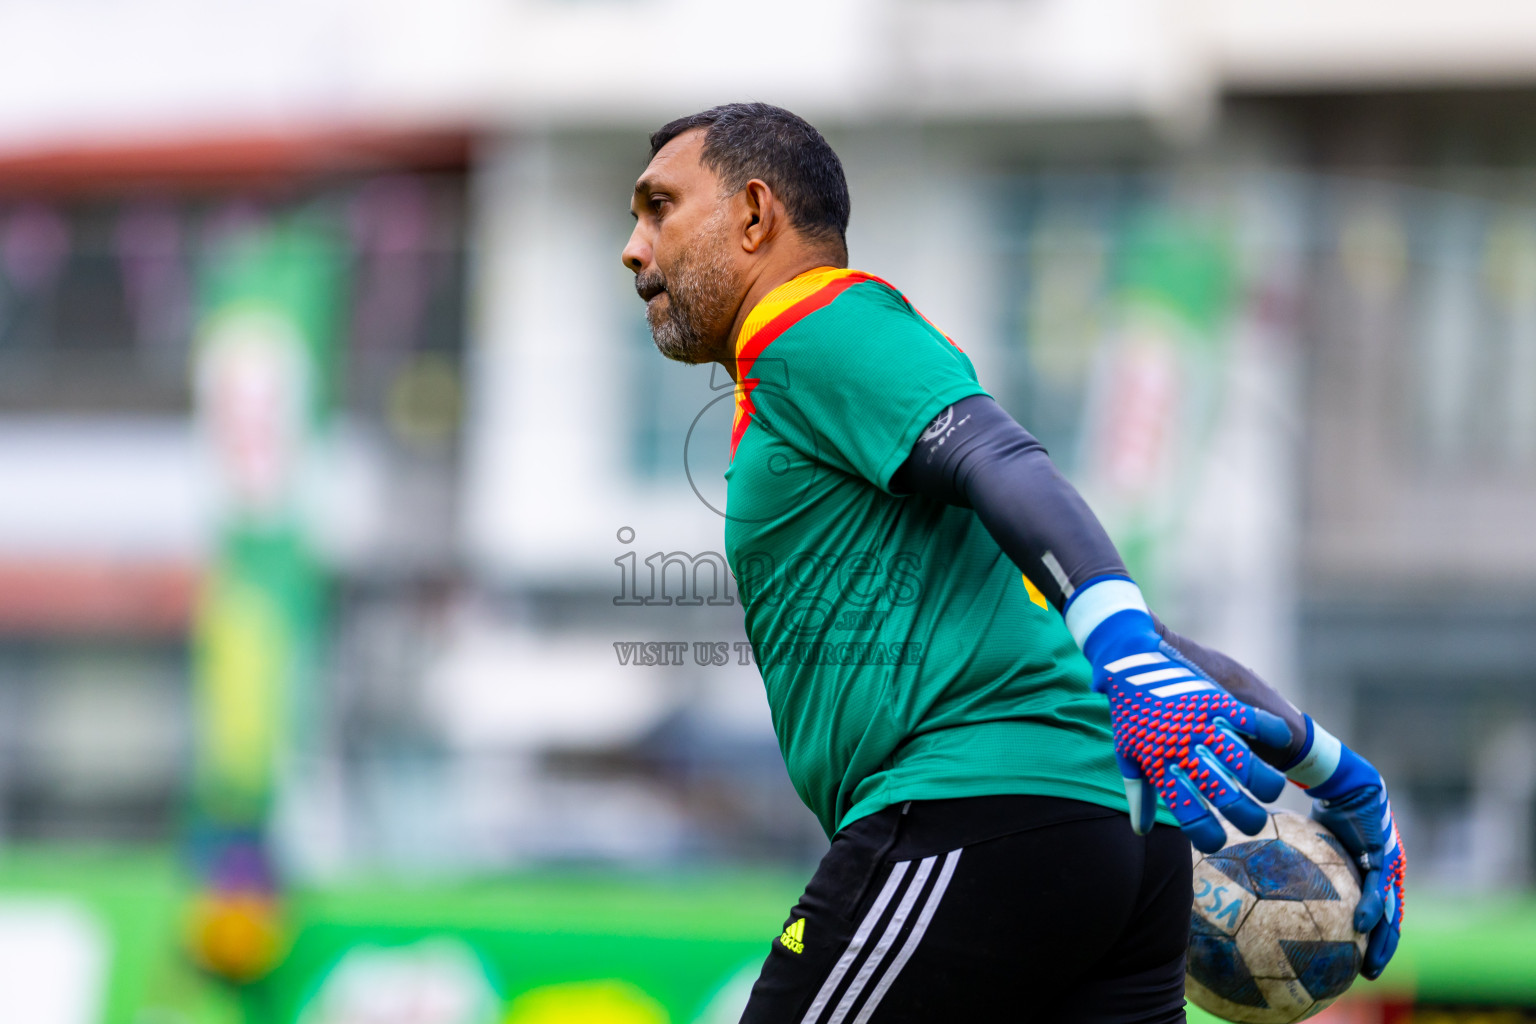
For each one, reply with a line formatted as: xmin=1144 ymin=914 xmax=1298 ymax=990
xmin=622 ymin=131 xmax=743 ymax=365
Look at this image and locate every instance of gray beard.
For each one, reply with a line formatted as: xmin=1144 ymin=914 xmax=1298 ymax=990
xmin=643 ymin=227 xmax=737 ymax=365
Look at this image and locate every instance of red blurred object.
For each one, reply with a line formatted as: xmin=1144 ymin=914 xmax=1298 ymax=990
xmin=1310 ymin=999 xmax=1423 ymax=1023
xmin=0 ymin=126 xmax=472 ymax=197
xmin=0 ymin=560 xmax=198 ymax=636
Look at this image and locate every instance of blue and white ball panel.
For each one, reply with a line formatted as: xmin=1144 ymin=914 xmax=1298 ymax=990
xmin=1231 ymin=900 xmax=1329 ymax=985
xmin=1273 ymin=813 xmax=1364 ymax=945
xmin=1281 ymin=940 xmax=1366 ymax=1005
xmin=1190 ymin=847 xmax=1259 ymax=936
xmin=1223 ymin=841 xmax=1340 ymax=902
xmin=1273 ymin=813 xmax=1355 ymax=873
xmin=1190 ymin=915 xmax=1265 ymax=1008
xmin=1187 ymin=811 xmax=1367 ymax=1024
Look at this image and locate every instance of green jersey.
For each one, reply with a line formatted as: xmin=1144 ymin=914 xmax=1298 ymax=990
xmin=723 ymin=266 xmax=1147 ymax=838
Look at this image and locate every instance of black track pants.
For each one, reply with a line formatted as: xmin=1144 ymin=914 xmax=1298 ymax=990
xmin=741 ymin=795 xmax=1192 ymax=1024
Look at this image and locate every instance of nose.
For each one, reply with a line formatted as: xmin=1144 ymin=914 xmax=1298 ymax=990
xmin=621 ymin=225 xmax=650 ymax=274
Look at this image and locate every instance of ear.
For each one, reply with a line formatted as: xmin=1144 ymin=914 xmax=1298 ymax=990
xmin=740 ymin=179 xmax=778 ymax=254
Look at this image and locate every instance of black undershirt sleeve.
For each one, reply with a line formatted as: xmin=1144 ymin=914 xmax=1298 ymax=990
xmin=1151 ymin=617 xmax=1307 ymax=767
xmin=891 ymin=393 xmax=1308 ymax=767
xmin=889 ymin=393 xmax=1126 ymax=611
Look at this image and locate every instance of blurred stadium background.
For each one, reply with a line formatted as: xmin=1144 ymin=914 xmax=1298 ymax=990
xmin=0 ymin=1 xmax=1535 ymax=1021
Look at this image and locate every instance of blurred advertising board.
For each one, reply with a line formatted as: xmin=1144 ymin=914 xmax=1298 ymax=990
xmin=272 ymin=873 xmax=793 ymax=1024
xmin=3 ymin=849 xmax=1536 ymax=1024
xmin=0 ymin=852 xmax=794 ymax=1024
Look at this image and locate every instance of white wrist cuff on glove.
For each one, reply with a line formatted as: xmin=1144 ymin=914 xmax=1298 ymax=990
xmin=1286 ymin=720 xmax=1343 ymax=789
xmin=1064 ymin=578 xmax=1148 ymax=648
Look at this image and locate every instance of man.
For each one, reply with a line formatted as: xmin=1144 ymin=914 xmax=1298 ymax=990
xmin=621 ymin=102 xmax=1404 ymax=1022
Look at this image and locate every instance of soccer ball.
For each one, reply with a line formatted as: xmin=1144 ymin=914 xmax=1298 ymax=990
xmin=1186 ymin=810 xmax=1367 ymax=1023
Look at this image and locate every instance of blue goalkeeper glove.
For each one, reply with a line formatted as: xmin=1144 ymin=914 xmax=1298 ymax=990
xmin=1067 ymin=576 xmax=1292 ymax=854
xmin=1285 ymin=716 xmax=1405 ymax=979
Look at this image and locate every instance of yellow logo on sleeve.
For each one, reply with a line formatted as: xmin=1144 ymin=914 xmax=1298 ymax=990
xmin=779 ymin=917 xmax=805 ymax=954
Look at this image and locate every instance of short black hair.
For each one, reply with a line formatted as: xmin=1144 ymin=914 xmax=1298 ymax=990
xmin=649 ymin=102 xmax=850 ymax=258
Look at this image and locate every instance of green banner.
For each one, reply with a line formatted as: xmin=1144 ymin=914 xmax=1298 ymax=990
xmin=189 ymin=211 xmax=345 ymax=982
